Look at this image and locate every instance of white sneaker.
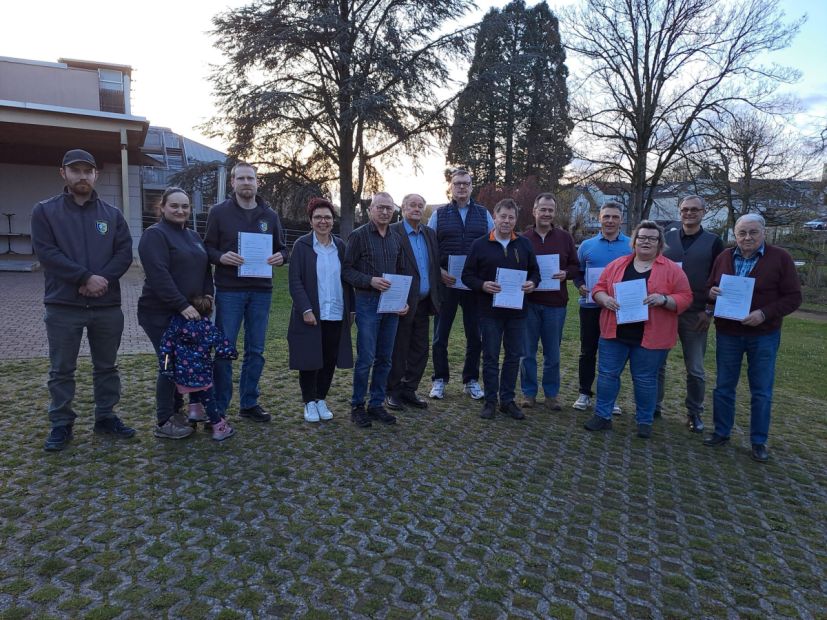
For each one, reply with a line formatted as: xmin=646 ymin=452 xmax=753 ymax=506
xmin=463 ymin=380 xmax=484 ymax=400
xmin=429 ymin=379 xmax=445 ymax=399
xmin=304 ymin=402 xmax=320 ymax=423
xmin=612 ymin=404 xmax=622 ymax=416
xmin=572 ymin=394 xmax=591 ymax=410
xmin=316 ymin=400 xmax=333 ymax=420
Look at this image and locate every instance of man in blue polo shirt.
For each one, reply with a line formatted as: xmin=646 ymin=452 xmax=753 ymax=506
xmin=572 ymin=201 xmax=632 ymax=413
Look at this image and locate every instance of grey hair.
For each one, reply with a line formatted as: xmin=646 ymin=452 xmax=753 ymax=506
xmin=735 ymin=213 xmax=766 ymax=230
xmin=679 ymin=195 xmax=705 ymax=209
xmin=401 ymin=193 xmax=425 ymax=207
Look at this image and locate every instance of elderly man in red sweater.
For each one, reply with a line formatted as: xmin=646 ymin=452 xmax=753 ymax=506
xmin=703 ymin=213 xmax=802 ymax=463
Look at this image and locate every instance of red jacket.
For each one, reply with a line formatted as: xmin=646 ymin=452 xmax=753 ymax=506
xmin=593 ymin=254 xmax=692 ymax=349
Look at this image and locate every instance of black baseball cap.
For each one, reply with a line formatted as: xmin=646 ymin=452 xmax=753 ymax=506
xmin=61 ymin=149 xmax=97 ymax=168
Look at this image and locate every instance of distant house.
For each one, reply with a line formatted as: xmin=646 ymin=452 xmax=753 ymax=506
xmin=0 ymin=55 xmax=225 ymax=255
xmin=570 ymin=182 xmax=630 ymax=232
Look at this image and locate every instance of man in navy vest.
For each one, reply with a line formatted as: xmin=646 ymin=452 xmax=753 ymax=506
xmin=657 ymin=195 xmax=723 ymax=432
xmin=427 ymin=169 xmax=495 ymax=401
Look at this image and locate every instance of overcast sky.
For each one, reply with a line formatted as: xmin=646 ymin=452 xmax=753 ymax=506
xmin=3 ymin=0 xmax=824 ymax=203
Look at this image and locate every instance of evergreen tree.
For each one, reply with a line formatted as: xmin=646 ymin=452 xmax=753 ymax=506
xmin=448 ymin=0 xmax=572 ymax=190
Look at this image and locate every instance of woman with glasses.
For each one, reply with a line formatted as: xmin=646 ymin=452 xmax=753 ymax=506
xmin=138 ymin=187 xmax=214 ymax=440
xmin=583 ymin=220 xmax=692 ymax=438
xmin=287 ymin=198 xmax=354 ymax=422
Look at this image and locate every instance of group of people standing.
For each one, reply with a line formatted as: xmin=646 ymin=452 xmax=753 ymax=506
xmin=32 ymin=152 xmax=801 ymax=464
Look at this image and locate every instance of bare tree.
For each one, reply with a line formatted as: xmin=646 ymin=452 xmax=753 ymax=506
xmin=564 ymin=0 xmax=803 ymax=229
xmin=206 ymin=0 xmax=474 ymax=237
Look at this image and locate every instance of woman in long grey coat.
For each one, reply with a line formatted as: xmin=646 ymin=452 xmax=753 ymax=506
xmin=287 ymin=198 xmax=354 ymax=422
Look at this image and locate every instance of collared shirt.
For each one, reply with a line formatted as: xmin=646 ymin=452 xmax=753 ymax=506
xmin=734 ymin=242 xmax=765 ymax=277
xmin=343 ymin=220 xmax=405 ymax=291
xmin=404 ymin=220 xmax=430 ymax=297
xmin=312 ymin=233 xmax=344 ymax=320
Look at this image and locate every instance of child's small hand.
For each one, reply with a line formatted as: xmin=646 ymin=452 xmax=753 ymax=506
xmin=181 ymin=305 xmax=201 ymax=320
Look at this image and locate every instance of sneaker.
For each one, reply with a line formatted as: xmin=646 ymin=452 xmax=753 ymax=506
xmin=479 ymin=402 xmax=496 ymax=419
xmin=316 ymin=400 xmax=334 ymax=421
xmin=211 ymin=418 xmax=235 ymax=441
xmin=572 ymin=394 xmax=591 ymax=410
xmin=583 ymin=414 xmax=612 ymax=431
xmin=637 ymin=423 xmax=652 ymax=439
xmin=187 ymin=403 xmax=207 ymax=423
xmin=239 ymin=404 xmax=271 ymax=423
xmin=463 ymin=380 xmax=484 ymax=400
xmin=500 ymin=401 xmax=525 ymax=420
xmin=545 ymin=396 xmax=562 ymax=411
xmin=154 ymin=416 xmax=195 ymax=439
xmin=304 ymin=402 xmax=320 ymax=423
xmin=93 ymin=416 xmax=137 ymax=439
xmin=351 ymin=405 xmax=372 ymax=428
xmin=612 ymin=404 xmax=622 ymax=416
xmin=429 ymin=379 xmax=445 ymax=399
xmin=44 ymin=425 xmax=73 ymax=452
xmin=368 ymin=405 xmax=397 ymax=425
xmin=520 ymin=396 xmax=536 ymax=408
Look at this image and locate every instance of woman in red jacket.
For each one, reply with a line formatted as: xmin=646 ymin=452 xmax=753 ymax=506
xmin=585 ymin=221 xmax=692 ymax=438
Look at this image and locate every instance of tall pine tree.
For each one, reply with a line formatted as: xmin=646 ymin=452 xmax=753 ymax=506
xmin=448 ymin=0 xmax=572 ymax=189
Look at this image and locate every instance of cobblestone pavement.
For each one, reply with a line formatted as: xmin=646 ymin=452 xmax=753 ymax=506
xmin=1 ymin=276 xmax=825 ymax=619
xmin=0 ymin=268 xmax=154 ymax=360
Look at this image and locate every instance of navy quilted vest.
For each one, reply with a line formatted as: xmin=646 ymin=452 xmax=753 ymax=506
xmin=435 ymin=201 xmax=490 ymax=268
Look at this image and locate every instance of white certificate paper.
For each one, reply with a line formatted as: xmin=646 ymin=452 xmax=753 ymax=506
xmin=237 ymin=232 xmax=272 ymax=278
xmin=448 ymin=255 xmax=470 ymax=290
xmin=714 ymin=274 xmax=755 ymax=320
xmin=493 ymin=268 xmax=527 ymax=309
xmin=378 ymin=273 xmax=412 ymax=313
xmin=614 ymin=279 xmax=649 ymax=324
xmin=585 ymin=267 xmax=604 ymax=304
xmin=536 ymin=254 xmax=561 ymax=291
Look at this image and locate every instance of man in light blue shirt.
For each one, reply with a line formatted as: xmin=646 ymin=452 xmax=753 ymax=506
xmin=387 ymin=194 xmax=441 ymax=410
xmin=572 ymin=201 xmax=632 ymax=413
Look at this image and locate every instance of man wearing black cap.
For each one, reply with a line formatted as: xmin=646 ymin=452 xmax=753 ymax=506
xmin=31 ymin=149 xmax=136 ymax=451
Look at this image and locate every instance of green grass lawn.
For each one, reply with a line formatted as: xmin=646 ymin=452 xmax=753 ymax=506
xmin=1 ymin=269 xmax=825 ymax=619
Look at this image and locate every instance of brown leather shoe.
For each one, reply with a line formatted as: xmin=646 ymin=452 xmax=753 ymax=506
xmin=520 ymin=396 xmax=536 ymax=408
xmin=544 ymin=396 xmax=562 ymax=411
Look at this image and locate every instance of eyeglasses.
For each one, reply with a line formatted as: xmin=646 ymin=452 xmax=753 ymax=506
xmin=535 ymin=208 xmax=555 ymax=214
xmin=452 ymin=182 xmax=471 ymax=188
xmin=636 ymin=235 xmax=660 ymax=243
xmin=373 ymin=205 xmax=395 ymax=212
xmin=312 ymin=215 xmax=333 ymax=222
xmin=680 ymin=208 xmax=703 ymax=214
xmin=735 ymin=229 xmax=762 ymax=239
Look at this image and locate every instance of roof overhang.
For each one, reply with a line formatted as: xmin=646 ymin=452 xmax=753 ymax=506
xmin=0 ymin=100 xmax=151 ymax=167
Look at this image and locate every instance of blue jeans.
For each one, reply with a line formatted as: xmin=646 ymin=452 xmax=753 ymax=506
xmin=432 ymin=287 xmax=481 ymax=384
xmin=595 ymin=338 xmax=668 ymax=425
xmin=657 ymin=311 xmax=710 ymax=415
xmin=712 ymin=330 xmax=780 ymax=445
xmin=44 ymin=304 xmax=123 ymax=427
xmin=520 ymin=303 xmax=566 ymax=398
xmin=214 ymin=289 xmax=272 ymax=412
xmin=352 ymin=293 xmax=400 ymax=409
xmin=480 ymin=316 xmax=525 ymax=405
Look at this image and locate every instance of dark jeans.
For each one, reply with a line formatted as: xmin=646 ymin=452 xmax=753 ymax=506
xmin=480 ymin=315 xmax=525 ymax=405
xmin=387 ymin=298 xmax=431 ymax=397
xmin=298 ymin=320 xmax=342 ymax=403
xmin=577 ymin=306 xmax=602 ymax=396
xmin=432 ymin=287 xmax=481 ymax=384
xmin=657 ymin=311 xmax=710 ymax=415
xmin=189 ymin=388 xmax=222 ymax=424
xmin=712 ymin=330 xmax=780 ymax=445
xmin=214 ymin=289 xmax=272 ymax=412
xmin=352 ymin=293 xmax=400 ymax=408
xmin=595 ymin=337 xmax=668 ymax=425
xmin=44 ymin=304 xmax=124 ymax=428
xmin=138 ymin=311 xmax=179 ymax=425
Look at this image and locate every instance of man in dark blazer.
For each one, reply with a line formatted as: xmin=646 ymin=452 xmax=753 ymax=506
xmin=386 ymin=194 xmax=442 ymax=410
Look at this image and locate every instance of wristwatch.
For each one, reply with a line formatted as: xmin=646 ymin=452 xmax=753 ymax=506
xmin=704 ymin=305 xmax=714 ymax=317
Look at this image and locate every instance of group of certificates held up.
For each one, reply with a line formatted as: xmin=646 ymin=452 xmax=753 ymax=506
xmin=237 ymin=236 xmax=755 ymax=321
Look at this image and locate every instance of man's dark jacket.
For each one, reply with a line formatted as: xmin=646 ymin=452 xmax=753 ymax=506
xmin=391 ymin=221 xmax=441 ymax=315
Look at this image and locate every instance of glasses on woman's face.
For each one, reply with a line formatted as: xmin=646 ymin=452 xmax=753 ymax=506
xmin=636 ymin=235 xmax=659 ymax=243
xmin=312 ymin=215 xmax=333 ymax=222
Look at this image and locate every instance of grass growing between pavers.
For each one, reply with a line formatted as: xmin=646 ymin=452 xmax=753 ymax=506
xmin=1 ymin=268 xmax=825 ymax=618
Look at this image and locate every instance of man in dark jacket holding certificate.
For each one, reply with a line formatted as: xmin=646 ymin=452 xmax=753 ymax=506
xmin=462 ymin=199 xmax=540 ymax=421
